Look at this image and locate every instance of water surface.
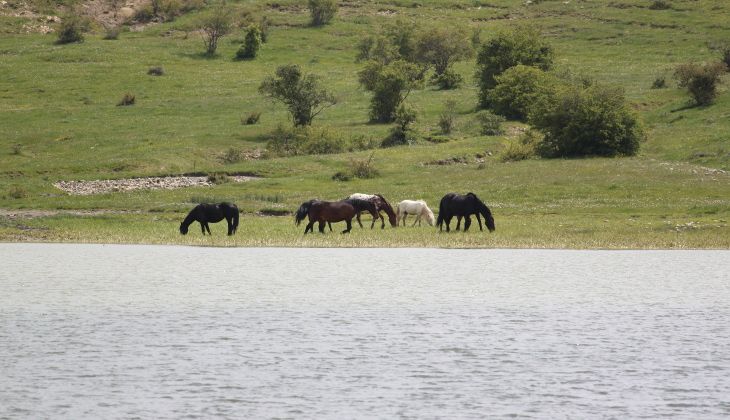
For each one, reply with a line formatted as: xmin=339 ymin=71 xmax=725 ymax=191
xmin=1 ymin=244 xmax=729 ymax=418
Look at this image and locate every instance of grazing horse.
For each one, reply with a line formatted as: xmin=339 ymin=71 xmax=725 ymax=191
xmin=396 ymin=199 xmax=436 ymax=226
xmin=436 ymin=193 xmax=495 ymax=233
xmin=294 ymin=199 xmax=332 ymax=232
xmin=180 ymin=202 xmax=239 ymax=235
xmin=347 ymin=193 xmax=397 ymax=229
xmin=294 ymin=199 xmax=379 ymax=234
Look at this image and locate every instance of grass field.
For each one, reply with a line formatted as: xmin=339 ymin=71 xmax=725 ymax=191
xmin=0 ymin=0 xmax=728 ymax=248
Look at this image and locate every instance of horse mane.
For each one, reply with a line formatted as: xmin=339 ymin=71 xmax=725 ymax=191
xmin=295 ymin=200 xmax=317 ymax=226
xmin=467 ymin=193 xmax=495 ymax=232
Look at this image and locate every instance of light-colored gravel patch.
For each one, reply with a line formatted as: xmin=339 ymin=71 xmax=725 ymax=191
xmin=53 ymin=176 xmax=260 ymax=196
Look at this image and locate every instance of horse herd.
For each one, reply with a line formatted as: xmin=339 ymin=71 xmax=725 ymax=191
xmin=179 ymin=192 xmax=495 ymax=236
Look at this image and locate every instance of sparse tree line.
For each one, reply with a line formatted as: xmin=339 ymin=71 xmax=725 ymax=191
xmin=53 ymin=0 xmax=726 ymax=162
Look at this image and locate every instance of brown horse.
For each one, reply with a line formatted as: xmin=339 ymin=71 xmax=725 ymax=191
xmin=347 ymin=193 xmax=397 ymax=229
xmin=295 ymin=199 xmax=379 ymax=234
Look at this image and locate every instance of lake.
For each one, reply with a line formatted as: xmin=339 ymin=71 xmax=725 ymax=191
xmin=1 ymin=244 xmax=729 ymax=419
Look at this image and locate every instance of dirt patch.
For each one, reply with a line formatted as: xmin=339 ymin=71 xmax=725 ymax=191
xmin=53 ymin=175 xmax=261 ymax=195
xmin=423 ymin=152 xmax=493 ymax=166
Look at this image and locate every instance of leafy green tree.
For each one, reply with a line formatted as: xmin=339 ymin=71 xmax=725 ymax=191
xmin=673 ymin=62 xmax=727 ymax=106
xmin=490 ymin=65 xmax=557 ymax=120
xmin=529 ymin=83 xmax=644 ymax=157
xmin=259 ymin=65 xmax=337 ymax=127
xmin=236 ymin=26 xmax=262 ymax=60
xmin=358 ymin=60 xmax=424 ymax=123
xmin=475 ymin=27 xmax=553 ymax=108
xmin=414 ymin=27 xmax=473 ymax=89
xmin=308 ymin=0 xmax=337 ymax=26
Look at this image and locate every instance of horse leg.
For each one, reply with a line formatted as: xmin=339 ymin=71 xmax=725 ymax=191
xmin=455 ymin=216 xmax=462 ymax=231
xmin=328 ymin=222 xmax=333 ymax=232
xmin=412 ymin=214 xmax=420 ymax=227
xmin=305 ymin=221 xmax=314 ymax=234
xmin=342 ymin=219 xmax=352 ymax=234
xmin=402 ymin=214 xmax=407 ymax=226
xmin=445 ymin=216 xmax=452 ymax=232
xmin=380 ymin=212 xmax=385 ymax=229
xmin=318 ymin=221 xmax=326 ymax=233
xmin=356 ymin=213 xmax=363 ymax=229
xmin=464 ymin=216 xmax=472 ymax=232
xmin=226 ymin=217 xmax=233 ymax=235
xmin=476 ymin=214 xmax=483 ymax=231
xmin=200 ymin=222 xmax=206 ymax=235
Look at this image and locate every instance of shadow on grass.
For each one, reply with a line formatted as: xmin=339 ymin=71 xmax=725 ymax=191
xmin=177 ymin=51 xmax=221 ymax=60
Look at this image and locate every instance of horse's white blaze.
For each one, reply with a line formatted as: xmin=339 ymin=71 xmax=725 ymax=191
xmin=396 ymin=200 xmax=435 ymax=226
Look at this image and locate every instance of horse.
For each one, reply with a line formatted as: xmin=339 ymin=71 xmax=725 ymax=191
xmin=294 ymin=199 xmax=332 ymax=232
xmin=180 ymin=202 xmax=239 ymax=235
xmin=436 ymin=193 xmax=495 ymax=233
xmin=347 ymin=193 xmax=397 ymax=229
xmin=396 ymin=199 xmax=436 ymax=226
xmin=295 ymin=198 xmax=379 ymax=234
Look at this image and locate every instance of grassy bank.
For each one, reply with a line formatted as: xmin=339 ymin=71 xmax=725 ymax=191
xmin=0 ymin=0 xmax=728 ymax=248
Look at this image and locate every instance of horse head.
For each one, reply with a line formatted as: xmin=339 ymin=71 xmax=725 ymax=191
xmin=179 ymin=223 xmax=189 ymax=235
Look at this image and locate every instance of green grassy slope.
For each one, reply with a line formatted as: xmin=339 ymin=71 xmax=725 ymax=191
xmin=0 ymin=0 xmax=728 ymax=247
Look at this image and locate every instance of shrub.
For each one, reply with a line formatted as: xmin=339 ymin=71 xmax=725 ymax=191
xmin=475 ymin=27 xmax=554 ymax=108
xmin=438 ymin=100 xmax=456 ymax=134
xmin=490 ymin=65 xmax=557 ymax=120
xmin=308 ymin=0 xmax=337 ymax=26
xmin=117 ymin=93 xmax=135 ymax=106
xmin=382 ymin=105 xmax=417 ymax=147
xmin=673 ymin=62 xmax=727 ymax=105
xmin=147 ymin=66 xmax=164 ymax=76
xmin=722 ymin=45 xmax=730 ymax=71
xmin=648 ymin=0 xmax=671 ymax=10
xmin=198 ymin=6 xmax=232 ymax=55
xmin=236 ymin=26 xmax=262 ymax=60
xmin=133 ymin=4 xmax=155 ymax=22
xmin=349 ymin=152 xmax=379 ymax=179
xmin=220 ymin=148 xmax=245 ymax=164
xmin=476 ymin=111 xmax=505 ymax=136
xmin=331 ymin=171 xmax=351 ymax=181
xmin=103 ymin=25 xmax=120 ymax=40
xmin=651 ymin=75 xmax=667 ymax=89
xmin=259 ymin=16 xmax=270 ymax=43
xmin=242 ymin=112 xmax=261 ymax=125
xmin=414 ymin=26 xmax=473 ymax=89
xmin=529 ymin=83 xmax=644 ymax=157
xmin=56 ymin=15 xmax=87 ymax=44
xmin=8 ymin=186 xmax=27 ymax=199
xmin=358 ymin=60 xmax=424 ymax=123
xmin=259 ymin=64 xmax=336 ymax=127
xmin=267 ymin=125 xmax=346 ymax=156
xmin=499 ymin=130 xmax=540 ymax=162
xmin=207 ymin=173 xmax=231 ymax=184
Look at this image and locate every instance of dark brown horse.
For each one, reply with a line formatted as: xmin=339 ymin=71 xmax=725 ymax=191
xmin=295 ymin=199 xmax=379 ymax=234
xmin=436 ymin=193 xmax=495 ymax=232
xmin=180 ymin=202 xmax=239 ymax=235
xmin=347 ymin=193 xmax=397 ymax=229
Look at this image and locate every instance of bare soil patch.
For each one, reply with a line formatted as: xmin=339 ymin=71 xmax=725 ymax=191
xmin=54 ymin=175 xmax=260 ymax=195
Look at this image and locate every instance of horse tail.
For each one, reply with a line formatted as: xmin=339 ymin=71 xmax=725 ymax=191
xmin=294 ymin=201 xmax=311 ymax=226
xmin=436 ymin=196 xmax=446 ymax=228
xmin=232 ymin=206 xmax=240 ymax=233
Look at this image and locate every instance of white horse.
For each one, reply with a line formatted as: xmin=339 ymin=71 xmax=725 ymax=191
xmin=396 ymin=200 xmax=435 ymax=226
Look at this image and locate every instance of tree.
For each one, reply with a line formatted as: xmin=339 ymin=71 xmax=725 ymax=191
xmin=308 ymin=0 xmax=337 ymax=26
xmin=358 ymin=60 xmax=424 ymax=123
xmin=259 ymin=65 xmax=337 ymax=127
xmin=490 ymin=65 xmax=557 ymax=120
xmin=236 ymin=26 xmax=261 ymax=60
xmin=529 ymin=83 xmax=644 ymax=157
xmin=414 ymin=27 xmax=473 ymax=89
xmin=475 ymin=27 xmax=554 ymax=108
xmin=674 ymin=62 xmax=727 ymax=106
xmin=56 ymin=14 xmax=89 ymax=44
xmin=199 ymin=6 xmax=232 ymax=55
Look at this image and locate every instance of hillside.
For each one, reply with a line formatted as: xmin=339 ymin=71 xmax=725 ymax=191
xmin=0 ymin=0 xmax=728 ymax=248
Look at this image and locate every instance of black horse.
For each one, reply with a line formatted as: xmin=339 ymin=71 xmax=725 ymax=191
xmin=436 ymin=192 xmax=495 ymax=232
xmin=180 ymin=202 xmax=239 ymax=235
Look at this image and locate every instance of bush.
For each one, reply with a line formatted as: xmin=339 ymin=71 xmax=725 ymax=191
xmin=267 ymin=125 xmax=346 ymax=156
xmin=259 ymin=64 xmax=336 ymax=127
xmin=242 ymin=112 xmax=261 ymax=125
xmin=651 ymin=76 xmax=667 ymax=89
xmin=438 ymin=100 xmax=457 ymax=134
xmin=673 ymin=62 xmax=727 ymax=105
xmin=530 ymin=83 xmax=644 ymax=157
xmin=431 ymin=68 xmax=463 ymax=90
xmin=133 ymin=4 xmax=155 ymax=22
xmin=198 ymin=6 xmax=232 ymax=55
xmin=236 ymin=26 xmax=262 ymax=60
xmin=475 ymin=27 xmax=554 ymax=108
xmin=147 ymin=66 xmax=164 ymax=76
xmin=358 ymin=60 xmax=423 ymax=123
xmin=414 ymin=26 xmax=473 ymax=89
xmin=56 ymin=15 xmax=88 ymax=44
xmin=490 ymin=65 xmax=557 ymax=120
xmin=648 ymin=0 xmax=671 ymax=10
xmin=103 ymin=25 xmax=121 ymax=40
xmin=349 ymin=152 xmax=379 ymax=179
xmin=207 ymin=173 xmax=231 ymax=184
xmin=308 ymin=0 xmax=337 ymax=26
xmin=382 ymin=105 xmax=417 ymax=147
xmin=476 ymin=111 xmax=505 ymax=136
xmin=499 ymin=130 xmax=540 ymax=162
xmin=117 ymin=93 xmax=135 ymax=106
